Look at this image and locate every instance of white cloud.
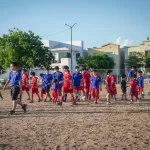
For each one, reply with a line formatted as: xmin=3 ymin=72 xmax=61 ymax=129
xmin=116 ymin=36 xmax=134 ymax=48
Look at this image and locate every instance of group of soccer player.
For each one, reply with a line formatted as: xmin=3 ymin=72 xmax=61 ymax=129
xmin=0 ymin=62 xmax=148 ymax=115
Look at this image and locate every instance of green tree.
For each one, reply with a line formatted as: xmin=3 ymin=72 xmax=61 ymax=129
xmin=77 ymin=53 xmax=115 ymax=69
xmin=0 ymin=28 xmax=54 ymax=70
xmin=145 ymin=53 xmax=150 ymax=68
xmin=126 ymin=52 xmax=145 ymax=68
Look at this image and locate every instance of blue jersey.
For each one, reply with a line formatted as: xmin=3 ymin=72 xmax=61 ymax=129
xmin=72 ymin=72 xmax=82 ymax=86
xmin=43 ymin=74 xmax=53 ymax=86
xmin=128 ymin=70 xmax=134 ymax=77
xmin=9 ymin=71 xmax=22 ymax=86
xmin=53 ymin=71 xmax=63 ymax=83
xmin=137 ymin=76 xmax=144 ymax=87
xmin=90 ymin=76 xmax=101 ymax=89
xmin=51 ymin=83 xmax=58 ymax=90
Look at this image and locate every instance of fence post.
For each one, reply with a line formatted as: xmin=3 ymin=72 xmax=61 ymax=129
xmin=117 ymin=69 xmax=119 ymax=84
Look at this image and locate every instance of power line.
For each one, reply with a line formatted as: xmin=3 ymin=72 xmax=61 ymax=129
xmin=0 ymin=28 xmax=70 ymax=38
xmin=41 ymin=28 xmax=70 ymax=38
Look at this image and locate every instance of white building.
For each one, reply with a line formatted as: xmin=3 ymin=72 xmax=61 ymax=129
xmin=42 ymin=40 xmax=87 ymax=72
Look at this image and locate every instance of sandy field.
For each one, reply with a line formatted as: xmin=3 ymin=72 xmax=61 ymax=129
xmin=0 ymin=85 xmax=150 ymax=150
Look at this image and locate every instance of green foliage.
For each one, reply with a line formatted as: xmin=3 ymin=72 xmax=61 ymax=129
xmin=145 ymin=54 xmax=150 ymax=68
xmin=0 ymin=28 xmax=54 ymax=69
xmin=126 ymin=52 xmax=145 ymax=68
xmin=77 ymin=56 xmax=85 ymax=65
xmin=77 ymin=53 xmax=115 ymax=69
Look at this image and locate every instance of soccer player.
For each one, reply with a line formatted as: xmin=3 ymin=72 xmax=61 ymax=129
xmin=3 ymin=62 xmax=27 ymax=115
xmin=137 ymin=70 xmax=144 ymax=100
xmin=129 ymin=74 xmax=139 ymax=103
xmin=39 ymin=73 xmax=46 ymax=101
xmin=53 ymin=66 xmax=63 ymax=102
xmin=59 ymin=65 xmax=75 ymax=105
xmin=51 ymin=78 xmax=58 ymax=104
xmin=43 ymin=68 xmax=53 ymax=102
xmin=121 ymin=74 xmax=127 ymax=100
xmin=105 ymin=70 xmax=112 ymax=104
xmin=0 ymin=90 xmax=3 ymax=100
xmin=82 ymin=68 xmax=91 ymax=100
xmin=111 ymin=73 xmax=117 ymax=101
xmin=90 ymin=70 xmax=102 ymax=104
xmin=30 ymin=72 xmax=41 ymax=103
xmin=21 ymin=68 xmax=30 ymax=100
xmin=72 ymin=66 xmax=82 ymax=101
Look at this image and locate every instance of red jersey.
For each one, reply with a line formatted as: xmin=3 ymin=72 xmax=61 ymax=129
xmin=31 ymin=76 xmax=38 ymax=88
xmin=105 ymin=75 xmax=111 ymax=87
xmin=82 ymin=72 xmax=91 ymax=86
xmin=130 ymin=80 xmax=138 ymax=92
xmin=63 ymin=72 xmax=71 ymax=87
xmin=111 ymin=75 xmax=116 ymax=85
xmin=22 ymin=74 xmax=29 ymax=86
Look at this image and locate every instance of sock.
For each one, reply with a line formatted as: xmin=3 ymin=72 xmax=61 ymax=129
xmin=71 ymin=95 xmax=75 ymax=102
xmin=31 ymin=93 xmax=33 ymax=101
xmin=60 ymin=96 xmax=64 ymax=103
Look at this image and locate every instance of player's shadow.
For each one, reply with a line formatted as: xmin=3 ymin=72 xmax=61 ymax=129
xmin=0 ymin=109 xmax=149 ymax=119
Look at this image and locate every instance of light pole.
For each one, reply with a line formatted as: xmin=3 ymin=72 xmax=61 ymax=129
xmin=65 ymin=23 xmax=77 ymax=73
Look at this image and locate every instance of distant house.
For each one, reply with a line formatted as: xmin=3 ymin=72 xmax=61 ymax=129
xmin=88 ymin=43 xmax=125 ymax=74
xmin=122 ymin=39 xmax=150 ymax=72
xmin=42 ymin=40 xmax=87 ymax=72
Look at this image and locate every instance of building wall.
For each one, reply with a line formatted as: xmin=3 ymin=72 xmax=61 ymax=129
xmin=88 ymin=44 xmax=122 ymax=70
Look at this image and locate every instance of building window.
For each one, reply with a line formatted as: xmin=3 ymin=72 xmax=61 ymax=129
xmin=59 ymin=53 xmax=71 ymax=59
xmin=129 ymin=52 xmax=136 ymax=56
xmin=76 ymin=53 xmax=80 ymax=60
xmin=145 ymin=50 xmax=150 ymax=56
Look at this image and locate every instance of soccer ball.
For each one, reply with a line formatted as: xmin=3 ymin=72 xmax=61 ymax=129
xmin=82 ymin=96 xmax=86 ymax=101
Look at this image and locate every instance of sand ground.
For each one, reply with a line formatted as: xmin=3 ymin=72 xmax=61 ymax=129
xmin=0 ymin=85 xmax=150 ymax=150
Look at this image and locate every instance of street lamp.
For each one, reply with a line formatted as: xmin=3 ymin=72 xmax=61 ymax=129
xmin=65 ymin=23 xmax=77 ymax=73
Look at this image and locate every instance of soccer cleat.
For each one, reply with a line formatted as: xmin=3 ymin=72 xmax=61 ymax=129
xmin=107 ymin=101 xmax=110 ymax=105
xmin=22 ymin=104 xmax=27 ymax=113
xmin=0 ymin=96 xmax=3 ymax=101
xmin=27 ymin=98 xmax=30 ymax=100
xmin=137 ymin=100 xmax=140 ymax=104
xmin=72 ymin=101 xmax=77 ymax=105
xmin=8 ymin=110 xmax=15 ymax=115
xmin=129 ymin=101 xmax=133 ymax=104
xmin=38 ymin=99 xmax=41 ymax=102
xmin=58 ymin=102 xmax=62 ymax=106
xmin=30 ymin=100 xmax=33 ymax=103
xmin=44 ymin=99 xmax=46 ymax=102
xmin=49 ymin=98 xmax=52 ymax=102
xmin=94 ymin=101 xmax=98 ymax=104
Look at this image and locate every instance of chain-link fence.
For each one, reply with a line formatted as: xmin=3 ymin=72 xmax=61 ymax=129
xmin=96 ymin=68 xmax=150 ymax=84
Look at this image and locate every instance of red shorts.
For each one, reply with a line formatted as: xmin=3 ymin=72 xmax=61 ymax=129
xmin=62 ymin=86 xmax=73 ymax=93
xmin=110 ymin=86 xmax=117 ymax=95
xmin=52 ymin=89 xmax=58 ymax=98
xmin=41 ymin=90 xmax=46 ymax=94
xmin=138 ymin=87 xmax=143 ymax=93
xmin=105 ymin=86 xmax=112 ymax=94
xmin=91 ymin=88 xmax=99 ymax=95
xmin=74 ymin=86 xmax=81 ymax=91
xmin=22 ymin=85 xmax=29 ymax=92
xmin=31 ymin=88 xmax=39 ymax=94
xmin=131 ymin=91 xmax=138 ymax=97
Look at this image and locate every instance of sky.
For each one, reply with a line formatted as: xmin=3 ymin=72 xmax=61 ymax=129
xmin=0 ymin=0 xmax=150 ymax=49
